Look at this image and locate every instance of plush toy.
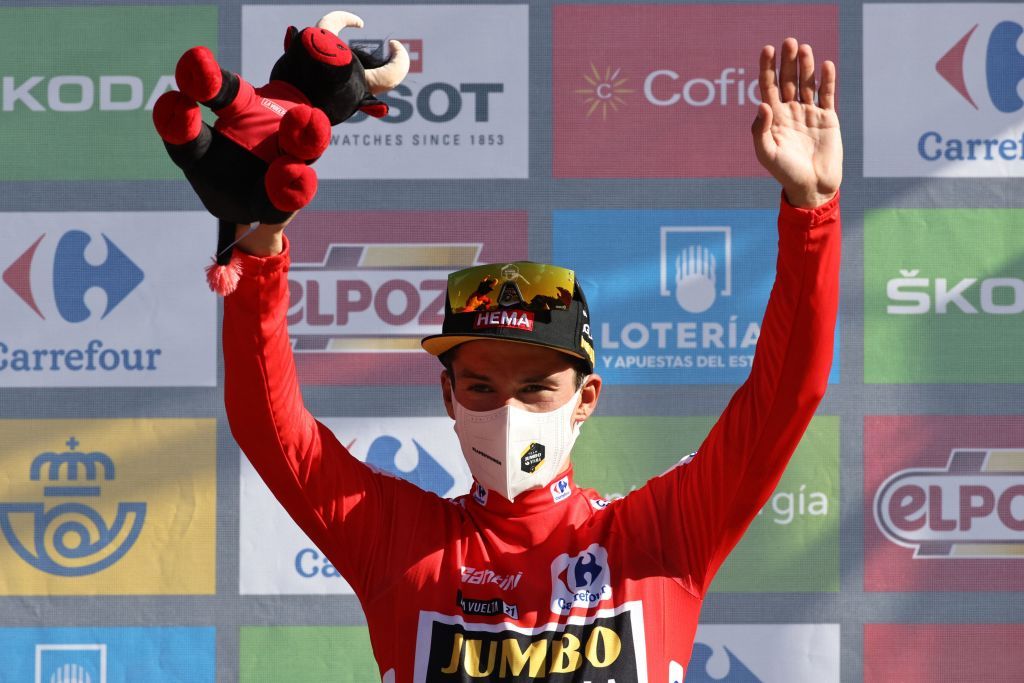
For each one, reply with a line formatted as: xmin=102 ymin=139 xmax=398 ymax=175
xmin=153 ymin=10 xmax=409 ymax=294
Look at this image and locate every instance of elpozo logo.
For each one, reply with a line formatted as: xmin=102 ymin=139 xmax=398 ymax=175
xmin=0 ymin=6 xmax=216 ymax=180
xmin=0 ymin=214 xmax=216 ymax=387
xmin=283 ymin=211 xmax=524 ymax=385
xmin=864 ymin=5 xmax=1024 ymax=176
xmin=242 ymin=5 xmax=528 ymax=178
xmin=874 ymin=448 xmax=1024 ymax=559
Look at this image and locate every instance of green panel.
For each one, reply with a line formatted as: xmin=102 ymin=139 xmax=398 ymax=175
xmin=0 ymin=6 xmax=217 ymax=180
xmin=864 ymin=209 xmax=1024 ymax=383
xmin=239 ymin=626 xmax=378 ymax=682
xmin=575 ymin=416 xmax=839 ymax=592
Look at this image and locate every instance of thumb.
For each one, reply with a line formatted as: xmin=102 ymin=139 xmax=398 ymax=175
xmin=751 ymin=103 xmax=776 ymax=156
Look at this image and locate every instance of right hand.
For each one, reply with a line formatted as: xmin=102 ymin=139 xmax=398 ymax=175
xmin=234 ymin=216 xmax=293 ymax=257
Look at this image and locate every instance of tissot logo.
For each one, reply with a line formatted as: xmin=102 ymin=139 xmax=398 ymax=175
xmin=243 ymin=5 xmax=528 ymax=178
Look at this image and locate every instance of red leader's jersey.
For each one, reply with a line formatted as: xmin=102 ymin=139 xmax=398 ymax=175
xmin=223 ymin=194 xmax=840 ymax=682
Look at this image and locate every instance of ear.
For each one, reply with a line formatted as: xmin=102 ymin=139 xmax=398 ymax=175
xmin=283 ymin=26 xmax=299 ymax=52
xmin=358 ymin=93 xmax=388 ymax=119
xmin=573 ymin=373 xmax=602 ymax=425
xmin=441 ymin=369 xmax=455 ymax=420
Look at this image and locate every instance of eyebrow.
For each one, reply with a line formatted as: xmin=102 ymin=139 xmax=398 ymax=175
xmin=457 ymin=369 xmax=559 ymax=384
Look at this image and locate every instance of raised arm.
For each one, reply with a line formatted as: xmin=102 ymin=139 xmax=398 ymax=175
xmin=614 ymin=39 xmax=842 ymax=595
xmin=223 ymin=221 xmax=452 ymax=599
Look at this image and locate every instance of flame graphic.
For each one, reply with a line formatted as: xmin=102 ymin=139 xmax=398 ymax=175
xmin=575 ymin=64 xmax=634 ymax=120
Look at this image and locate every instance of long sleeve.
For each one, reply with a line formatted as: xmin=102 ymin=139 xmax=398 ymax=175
xmin=614 ymin=192 xmax=841 ymax=596
xmin=222 ymin=237 xmax=455 ymax=601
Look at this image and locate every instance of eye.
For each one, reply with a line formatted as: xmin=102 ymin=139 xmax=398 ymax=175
xmin=521 ymin=384 xmax=552 ymax=394
xmin=467 ymin=383 xmax=493 ymax=393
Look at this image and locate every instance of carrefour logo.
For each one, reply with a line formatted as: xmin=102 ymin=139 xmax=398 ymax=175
xmin=3 ymin=231 xmax=144 ymax=323
xmin=0 ymin=436 xmax=146 ymax=577
xmin=937 ymin=21 xmax=1024 ymax=113
xmin=874 ymin=448 xmax=1024 ymax=558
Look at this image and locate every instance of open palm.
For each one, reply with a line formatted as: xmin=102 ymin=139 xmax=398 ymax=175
xmin=752 ymin=39 xmax=842 ymax=208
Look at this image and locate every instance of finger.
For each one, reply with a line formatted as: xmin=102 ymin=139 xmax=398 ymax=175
xmin=759 ymin=44 xmax=779 ymax=106
xmin=779 ymin=37 xmax=799 ymax=102
xmin=798 ymin=43 xmax=816 ymax=104
xmin=751 ymin=102 xmax=777 ymax=156
xmin=818 ymin=59 xmax=837 ymax=110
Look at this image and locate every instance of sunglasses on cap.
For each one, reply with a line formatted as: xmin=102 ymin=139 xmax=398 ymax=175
xmin=447 ymin=262 xmax=577 ymax=314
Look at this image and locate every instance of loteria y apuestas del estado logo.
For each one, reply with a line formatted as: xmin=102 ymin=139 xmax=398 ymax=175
xmin=0 ymin=213 xmax=216 ymax=388
xmin=554 ymin=209 xmax=840 ymax=385
xmin=0 ymin=6 xmax=216 ymax=180
xmin=281 ymin=211 xmax=525 ymax=386
xmin=864 ymin=4 xmax=1024 ymax=176
xmin=552 ymin=4 xmax=837 ymax=178
xmin=864 ymin=416 xmax=1024 ymax=592
xmin=242 ymin=5 xmax=528 ymax=179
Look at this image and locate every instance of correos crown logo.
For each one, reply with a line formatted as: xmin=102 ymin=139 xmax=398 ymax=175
xmin=937 ymin=21 xmax=1024 ymax=112
xmin=2 ymin=231 xmax=144 ymax=323
xmin=0 ymin=436 xmax=146 ymax=576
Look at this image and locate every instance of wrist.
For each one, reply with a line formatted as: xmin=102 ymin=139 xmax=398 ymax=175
xmin=782 ymin=186 xmax=838 ymax=209
xmin=234 ymin=222 xmax=286 ymax=257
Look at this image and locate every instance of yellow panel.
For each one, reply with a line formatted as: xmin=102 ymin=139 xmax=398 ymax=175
xmin=983 ymin=450 xmax=1024 ymax=472
xmin=326 ymin=337 xmax=423 ymax=351
xmin=359 ymin=244 xmax=480 ymax=268
xmin=0 ymin=419 xmax=216 ymax=595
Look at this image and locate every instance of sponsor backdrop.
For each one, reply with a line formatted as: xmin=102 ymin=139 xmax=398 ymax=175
xmin=0 ymin=2 xmax=1019 ymax=682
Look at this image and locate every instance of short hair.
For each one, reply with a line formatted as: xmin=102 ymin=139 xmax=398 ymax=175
xmin=439 ymin=346 xmax=590 ymax=390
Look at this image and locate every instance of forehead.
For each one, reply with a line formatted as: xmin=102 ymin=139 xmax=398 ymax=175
xmin=449 ymin=340 xmax=576 ymax=377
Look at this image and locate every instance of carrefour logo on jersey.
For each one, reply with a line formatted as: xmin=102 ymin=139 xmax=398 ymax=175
xmin=282 ymin=211 xmax=525 ymax=385
xmin=0 ymin=213 xmax=216 ymax=387
xmin=0 ymin=6 xmax=216 ymax=180
xmin=239 ymin=417 xmax=471 ymax=595
xmin=0 ymin=628 xmax=216 ymax=682
xmin=552 ymin=4 xmax=836 ymax=178
xmin=554 ymin=209 xmax=840 ymax=385
xmin=865 ymin=209 xmax=1024 ymax=383
xmin=864 ymin=4 xmax=1024 ymax=177
xmin=0 ymin=419 xmax=215 ymax=596
xmin=865 ymin=416 xmax=1024 ymax=592
xmin=242 ymin=5 xmax=528 ymax=179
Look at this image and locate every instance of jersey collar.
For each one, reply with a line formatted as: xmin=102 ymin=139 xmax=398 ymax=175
xmin=470 ymin=468 xmax=579 ymax=517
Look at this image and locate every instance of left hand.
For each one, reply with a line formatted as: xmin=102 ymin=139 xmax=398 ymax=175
xmin=752 ymin=39 xmax=842 ymax=208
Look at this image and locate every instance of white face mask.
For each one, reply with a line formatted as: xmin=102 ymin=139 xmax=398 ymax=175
xmin=452 ymin=387 xmax=585 ymax=502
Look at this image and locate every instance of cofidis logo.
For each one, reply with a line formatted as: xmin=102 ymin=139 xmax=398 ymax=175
xmin=865 ymin=5 xmax=1024 ymax=177
xmin=0 ymin=627 xmax=215 ymax=682
xmin=283 ymin=211 xmax=525 ymax=385
xmin=552 ymin=5 xmax=837 ymax=178
xmin=239 ymin=417 xmax=470 ymax=595
xmin=864 ymin=209 xmax=1024 ymax=384
xmin=865 ymin=416 xmax=1024 ymax=592
xmin=0 ymin=420 xmax=215 ymax=595
xmin=0 ymin=213 xmax=217 ymax=387
xmin=0 ymin=6 xmax=215 ymax=180
xmin=554 ymin=209 xmax=840 ymax=384
xmin=243 ymin=5 xmax=528 ymax=179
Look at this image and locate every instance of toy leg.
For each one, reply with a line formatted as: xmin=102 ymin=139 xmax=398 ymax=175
xmin=175 ymin=46 xmax=239 ymax=109
xmin=265 ymin=157 xmax=318 ymax=212
xmin=153 ymin=91 xmax=207 ymax=149
xmin=278 ymin=105 xmax=331 ymax=161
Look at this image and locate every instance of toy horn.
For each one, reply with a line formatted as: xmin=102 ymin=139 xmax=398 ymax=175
xmin=365 ymin=40 xmax=411 ymax=94
xmin=316 ymin=10 xmax=364 ymax=33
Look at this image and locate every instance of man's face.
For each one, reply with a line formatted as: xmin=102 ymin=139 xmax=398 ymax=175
xmin=440 ymin=339 xmax=601 ymax=418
